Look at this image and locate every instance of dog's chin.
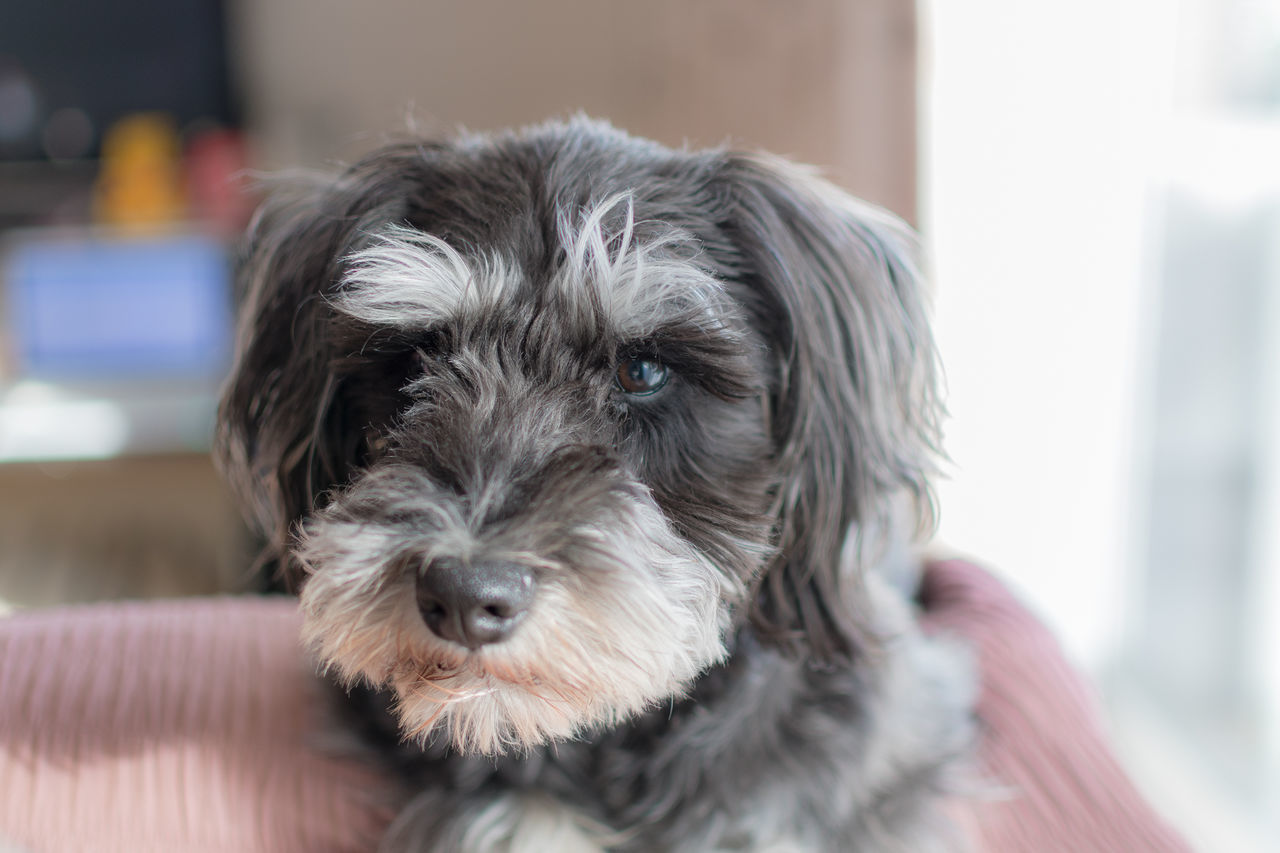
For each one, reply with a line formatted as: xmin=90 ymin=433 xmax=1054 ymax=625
xmin=380 ymin=649 xmax=681 ymax=756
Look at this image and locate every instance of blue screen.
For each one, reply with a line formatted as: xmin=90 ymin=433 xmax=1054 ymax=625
xmin=5 ymin=232 xmax=233 ymax=380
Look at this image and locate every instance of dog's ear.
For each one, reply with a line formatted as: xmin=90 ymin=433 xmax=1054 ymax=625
xmin=216 ymin=161 xmax=418 ymax=590
xmin=717 ymin=153 xmax=943 ymax=664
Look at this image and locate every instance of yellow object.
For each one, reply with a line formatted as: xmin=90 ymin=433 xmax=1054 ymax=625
xmin=93 ymin=113 xmax=187 ymax=228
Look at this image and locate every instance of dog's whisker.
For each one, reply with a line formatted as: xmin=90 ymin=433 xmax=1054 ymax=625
xmin=403 ymin=702 xmax=450 ymax=741
xmin=412 ymin=667 xmax=463 ymax=690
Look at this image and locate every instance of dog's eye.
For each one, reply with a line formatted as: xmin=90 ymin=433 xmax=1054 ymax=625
xmin=615 ymin=358 xmax=670 ymax=396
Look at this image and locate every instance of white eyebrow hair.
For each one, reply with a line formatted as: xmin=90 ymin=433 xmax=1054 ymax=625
xmin=553 ymin=193 xmax=728 ymax=336
xmin=334 ymin=226 xmax=519 ymax=328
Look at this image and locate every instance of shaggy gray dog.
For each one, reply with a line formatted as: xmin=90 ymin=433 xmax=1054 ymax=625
xmin=217 ymin=117 xmax=973 ymax=852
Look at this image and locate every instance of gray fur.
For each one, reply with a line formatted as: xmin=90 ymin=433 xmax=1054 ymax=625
xmin=216 ymin=117 xmax=972 ymax=851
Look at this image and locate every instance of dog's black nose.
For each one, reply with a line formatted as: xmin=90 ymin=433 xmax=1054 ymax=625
xmin=416 ymin=557 xmax=535 ymax=648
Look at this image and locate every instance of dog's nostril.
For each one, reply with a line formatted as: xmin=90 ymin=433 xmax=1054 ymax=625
xmin=416 ymin=558 xmax=535 ymax=649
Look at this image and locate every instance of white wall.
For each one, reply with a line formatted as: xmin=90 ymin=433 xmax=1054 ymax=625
xmin=921 ymin=0 xmax=1179 ymax=670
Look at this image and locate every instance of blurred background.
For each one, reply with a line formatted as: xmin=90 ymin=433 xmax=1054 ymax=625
xmin=0 ymin=0 xmax=1275 ymax=848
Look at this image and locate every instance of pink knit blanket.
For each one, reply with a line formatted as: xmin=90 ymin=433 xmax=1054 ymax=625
xmin=0 ymin=560 xmax=1188 ymax=851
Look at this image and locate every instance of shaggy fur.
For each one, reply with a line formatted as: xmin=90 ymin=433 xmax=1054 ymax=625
xmin=217 ymin=117 xmax=973 ymax=851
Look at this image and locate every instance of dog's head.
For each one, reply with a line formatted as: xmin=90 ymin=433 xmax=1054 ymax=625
xmin=217 ymin=118 xmax=940 ymax=754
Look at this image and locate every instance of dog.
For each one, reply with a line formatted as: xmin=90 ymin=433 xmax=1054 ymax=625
xmin=216 ymin=117 xmax=974 ymax=852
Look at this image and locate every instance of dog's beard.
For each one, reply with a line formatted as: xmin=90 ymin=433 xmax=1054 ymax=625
xmin=294 ymin=468 xmax=748 ymax=755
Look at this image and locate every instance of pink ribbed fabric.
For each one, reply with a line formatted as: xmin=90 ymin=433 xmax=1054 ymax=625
xmin=920 ymin=560 xmax=1191 ymax=852
xmin=0 ymin=597 xmax=392 ymax=853
xmin=0 ymin=563 xmax=1190 ymax=851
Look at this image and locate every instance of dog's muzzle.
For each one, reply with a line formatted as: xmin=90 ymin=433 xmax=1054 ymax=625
xmin=415 ymin=556 xmax=536 ymax=648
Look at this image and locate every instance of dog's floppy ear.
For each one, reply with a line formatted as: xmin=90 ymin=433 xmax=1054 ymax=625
xmin=718 ymin=152 xmax=942 ymax=664
xmin=216 ymin=159 xmax=419 ymax=590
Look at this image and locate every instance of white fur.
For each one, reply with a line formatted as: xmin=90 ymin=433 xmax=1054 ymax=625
xmin=458 ymin=795 xmax=617 ymax=853
xmin=336 ymin=227 xmax=517 ymax=328
xmin=381 ymin=792 xmax=621 ymax=853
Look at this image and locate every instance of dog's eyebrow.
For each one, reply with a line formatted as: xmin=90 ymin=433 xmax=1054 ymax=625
xmin=333 ymin=203 xmax=729 ymax=342
xmin=554 ymin=193 xmax=729 ymax=338
xmin=333 ymin=226 xmax=519 ymax=328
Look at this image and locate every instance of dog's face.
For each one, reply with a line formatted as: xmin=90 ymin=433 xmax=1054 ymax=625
xmin=217 ymin=119 xmax=939 ymax=755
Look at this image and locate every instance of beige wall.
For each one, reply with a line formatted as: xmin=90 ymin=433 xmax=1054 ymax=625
xmin=232 ymin=0 xmax=917 ymax=221
xmin=0 ymin=456 xmax=249 ymax=608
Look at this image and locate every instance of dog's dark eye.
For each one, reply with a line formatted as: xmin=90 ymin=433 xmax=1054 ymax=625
xmin=615 ymin=358 xmax=670 ymax=396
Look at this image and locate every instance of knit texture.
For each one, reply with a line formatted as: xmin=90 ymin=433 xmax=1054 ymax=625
xmin=921 ymin=560 xmax=1190 ymax=852
xmin=0 ymin=597 xmax=391 ymax=852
